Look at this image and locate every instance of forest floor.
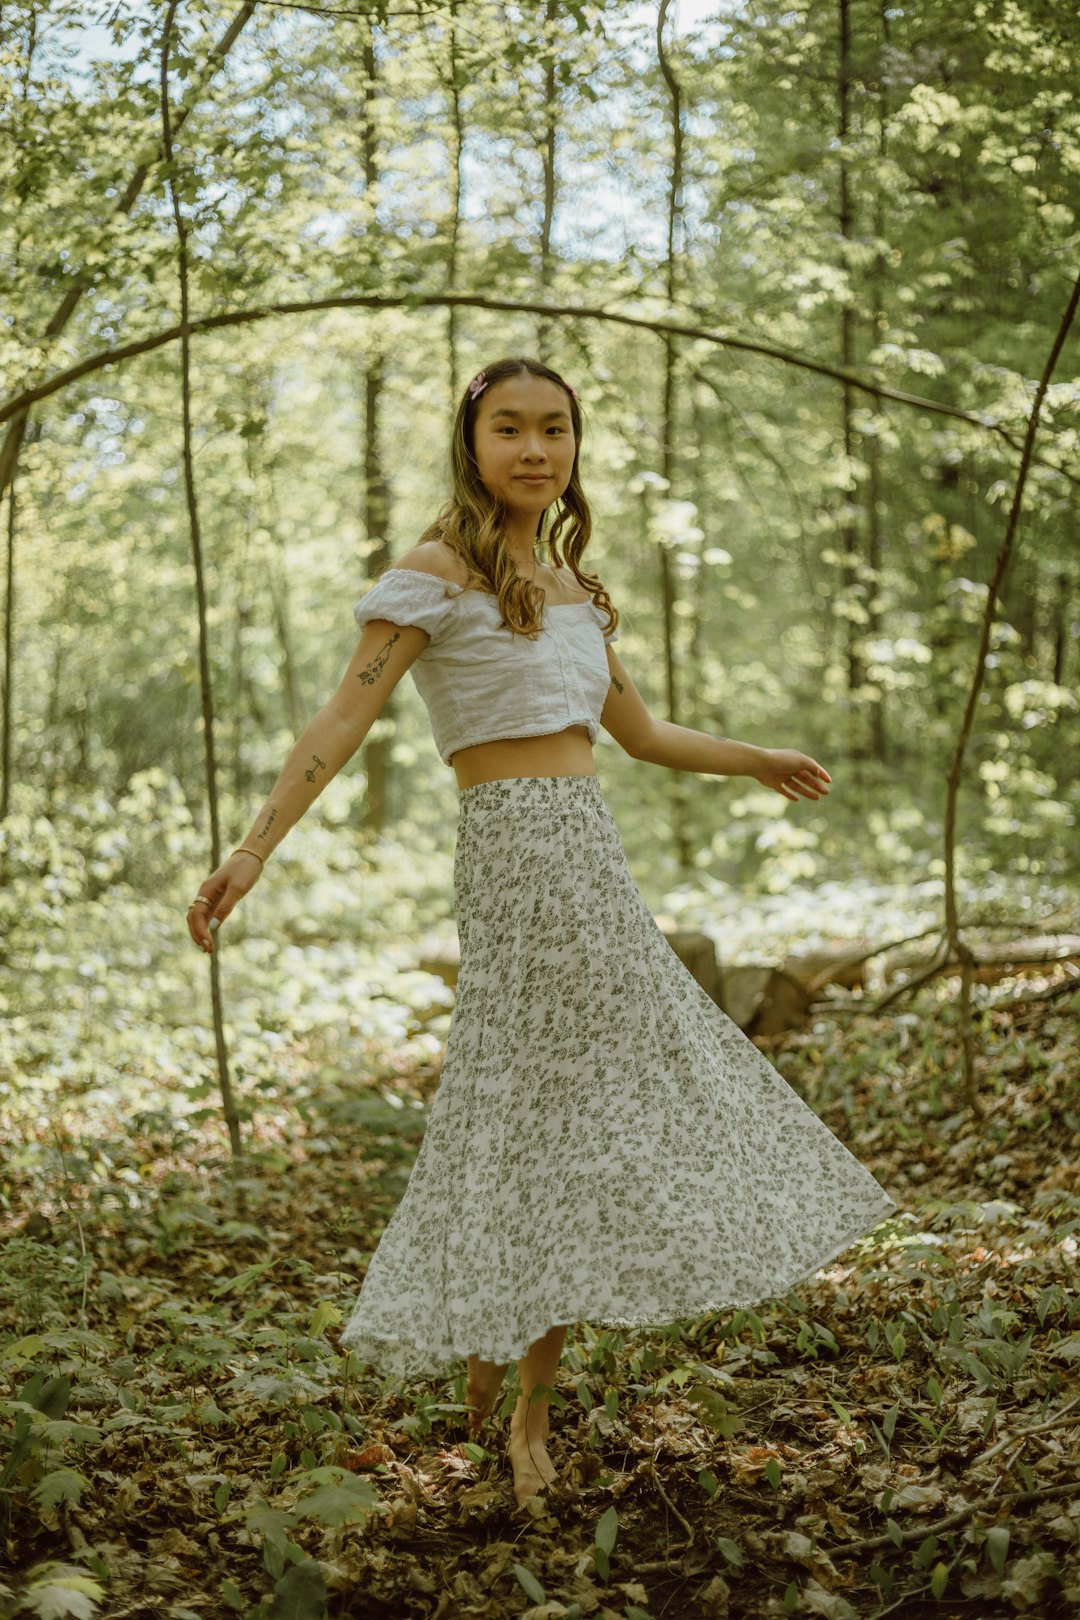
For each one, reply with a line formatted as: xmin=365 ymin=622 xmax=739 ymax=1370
xmin=2 ymin=969 xmax=1079 ymax=1620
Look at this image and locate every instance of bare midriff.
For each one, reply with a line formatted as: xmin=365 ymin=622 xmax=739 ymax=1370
xmin=451 ymin=724 xmax=597 ymax=790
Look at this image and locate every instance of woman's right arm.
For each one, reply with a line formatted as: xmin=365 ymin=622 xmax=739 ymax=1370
xmin=185 ymin=617 xmax=429 ymax=953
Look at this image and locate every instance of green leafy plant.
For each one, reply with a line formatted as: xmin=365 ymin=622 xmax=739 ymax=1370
xmin=594 ymin=1504 xmax=619 ymax=1583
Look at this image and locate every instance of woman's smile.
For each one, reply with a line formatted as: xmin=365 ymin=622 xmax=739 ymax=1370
xmin=471 ymin=375 xmax=578 ymax=541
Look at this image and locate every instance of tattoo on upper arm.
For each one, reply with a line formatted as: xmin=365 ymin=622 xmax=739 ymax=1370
xmin=305 ymin=754 xmax=327 ymax=783
xmin=356 ymin=631 xmax=401 ymax=686
xmin=611 ymin=673 xmax=624 ymax=694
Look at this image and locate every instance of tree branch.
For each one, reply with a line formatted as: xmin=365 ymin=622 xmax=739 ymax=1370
xmin=3 ymin=291 xmax=1077 ymax=486
xmin=825 ymin=1477 xmax=1080 ymax=1558
xmin=941 ymin=264 xmax=1080 ymax=1112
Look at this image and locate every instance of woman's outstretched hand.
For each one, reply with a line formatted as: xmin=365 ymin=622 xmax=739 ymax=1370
xmin=753 ymin=749 xmax=832 ymax=802
xmin=185 ymin=851 xmax=264 ymax=954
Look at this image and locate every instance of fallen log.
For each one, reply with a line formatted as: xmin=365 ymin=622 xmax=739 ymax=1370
xmin=881 ymin=933 xmax=1080 ymax=986
xmin=419 ymin=924 xmax=1080 ymax=1038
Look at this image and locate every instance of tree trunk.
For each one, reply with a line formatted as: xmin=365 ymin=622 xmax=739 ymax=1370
xmin=1051 ymin=570 xmax=1068 ymax=687
xmin=537 ymin=0 xmax=559 ymax=363
xmin=232 ymin=421 xmax=270 ymax=804
xmin=864 ymin=0 xmax=894 ymax=767
xmin=445 ymin=0 xmax=465 ymax=406
xmin=267 ymin=553 xmax=305 ymax=743
xmin=657 ymin=0 xmax=692 ymax=875
xmin=161 ymin=0 xmax=243 ymax=1160
xmin=358 ymin=24 xmax=394 ymax=837
xmin=363 ymin=355 xmax=393 ymax=834
xmin=1 ymin=470 xmax=14 ymax=833
xmin=837 ymin=0 xmax=867 ymax=770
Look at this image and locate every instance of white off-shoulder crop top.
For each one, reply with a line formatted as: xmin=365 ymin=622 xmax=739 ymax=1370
xmin=352 ymin=566 xmax=619 ymax=767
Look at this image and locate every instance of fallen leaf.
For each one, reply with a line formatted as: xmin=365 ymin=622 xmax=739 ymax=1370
xmin=879 ymin=1482 xmax=944 ymax=1510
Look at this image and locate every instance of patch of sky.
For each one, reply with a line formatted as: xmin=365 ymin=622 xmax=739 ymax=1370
xmin=52 ymin=1 xmax=737 ymax=269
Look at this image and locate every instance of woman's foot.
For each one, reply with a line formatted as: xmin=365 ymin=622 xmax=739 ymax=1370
xmin=465 ymin=1356 xmax=508 ymax=1437
xmin=508 ymin=1415 xmax=558 ymax=1505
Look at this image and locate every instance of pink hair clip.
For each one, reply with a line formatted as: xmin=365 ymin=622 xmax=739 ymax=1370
xmin=566 ymin=384 xmax=578 ymax=400
xmin=468 ymin=371 xmax=488 ymax=401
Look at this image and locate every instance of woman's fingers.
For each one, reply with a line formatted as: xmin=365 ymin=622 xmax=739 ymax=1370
xmin=799 ymin=772 xmax=827 ymax=796
xmin=186 ymin=871 xmax=227 ymax=949
xmin=213 ymin=884 xmax=247 ymax=927
xmin=783 ymin=767 xmax=829 ymax=800
xmin=186 ymin=860 xmax=262 ymax=953
xmin=187 ymin=898 xmax=216 ymax=949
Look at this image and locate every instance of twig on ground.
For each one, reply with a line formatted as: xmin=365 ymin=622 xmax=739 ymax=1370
xmin=980 ymin=1394 xmax=1080 ymax=1464
xmin=825 ymin=1477 xmax=1080 ymax=1557
xmin=644 ymin=1450 xmax=696 ymax=1550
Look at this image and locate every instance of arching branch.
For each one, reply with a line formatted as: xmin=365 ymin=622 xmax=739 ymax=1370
xmin=3 ymin=291 xmax=1076 ymax=484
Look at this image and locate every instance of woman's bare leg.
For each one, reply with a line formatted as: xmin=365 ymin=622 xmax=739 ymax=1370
xmin=508 ymin=1322 xmax=568 ymax=1503
xmin=465 ymin=1353 xmax=509 ymax=1436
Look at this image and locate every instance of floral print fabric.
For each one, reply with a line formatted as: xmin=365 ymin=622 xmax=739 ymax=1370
xmin=339 ymin=775 xmax=900 ymax=1380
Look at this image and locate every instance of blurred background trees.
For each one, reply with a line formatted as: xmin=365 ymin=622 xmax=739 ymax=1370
xmin=2 ymin=0 xmax=1077 ymax=914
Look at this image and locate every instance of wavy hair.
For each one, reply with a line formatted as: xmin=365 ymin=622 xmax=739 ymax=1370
xmin=414 ymin=355 xmax=618 ymax=641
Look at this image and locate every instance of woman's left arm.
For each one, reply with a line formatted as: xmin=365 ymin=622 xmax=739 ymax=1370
xmin=600 ymin=646 xmax=831 ymax=803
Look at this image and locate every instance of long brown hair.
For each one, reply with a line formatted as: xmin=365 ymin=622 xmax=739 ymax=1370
xmin=414 ymin=355 xmax=618 ymax=641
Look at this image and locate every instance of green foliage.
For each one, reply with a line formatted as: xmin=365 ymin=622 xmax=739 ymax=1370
xmin=0 ymin=0 xmax=1077 ymax=901
xmin=264 ymin=1559 xmax=328 ymax=1620
xmin=0 ymin=982 xmax=1076 ymax=1611
xmin=3 ymin=3 xmax=1080 ymax=1613
xmin=0 ymin=1563 xmax=104 ymax=1620
xmin=290 ymin=1469 xmax=379 ymax=1528
xmin=512 ymin=1562 xmax=545 ymax=1603
xmin=716 ymin=1534 xmax=743 ymax=1568
xmin=593 ymin=1503 xmax=618 ymax=1583
xmin=985 ymin=1523 xmax=1010 ymax=1575
xmin=685 ymin=1382 xmax=742 ymax=1439
xmin=0 ymin=1367 xmax=102 ymax=1538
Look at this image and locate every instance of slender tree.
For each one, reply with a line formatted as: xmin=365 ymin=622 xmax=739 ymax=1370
xmin=357 ymin=17 xmax=394 ymax=835
xmin=862 ymin=0 xmax=894 ymax=765
xmin=536 ymin=0 xmax=560 ymax=363
xmin=656 ymin=0 xmax=692 ymax=873
xmin=161 ymin=0 xmax=242 ymax=1158
xmin=835 ymin=0 xmax=869 ymax=767
xmin=943 ymin=267 xmax=1080 ymax=1113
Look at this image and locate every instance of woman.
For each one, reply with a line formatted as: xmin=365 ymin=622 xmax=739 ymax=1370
xmin=186 ymin=355 xmax=899 ymax=1507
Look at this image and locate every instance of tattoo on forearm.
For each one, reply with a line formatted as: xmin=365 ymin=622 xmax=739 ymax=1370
xmin=256 ymin=809 xmax=277 ymax=843
xmin=305 ymin=754 xmax=327 ymax=783
xmin=611 ymin=674 xmax=624 ymax=694
xmin=356 ymin=632 xmax=400 ymax=686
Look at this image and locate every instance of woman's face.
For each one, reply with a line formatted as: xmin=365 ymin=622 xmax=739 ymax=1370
xmin=471 ymin=374 xmax=577 ymax=515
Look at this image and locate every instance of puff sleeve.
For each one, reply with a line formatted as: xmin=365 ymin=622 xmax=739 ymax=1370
xmin=589 ymin=598 xmax=619 ymax=644
xmin=353 ymin=567 xmax=458 ymax=645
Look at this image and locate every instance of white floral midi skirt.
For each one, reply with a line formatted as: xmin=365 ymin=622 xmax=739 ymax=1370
xmin=340 ymin=774 xmax=899 ymax=1380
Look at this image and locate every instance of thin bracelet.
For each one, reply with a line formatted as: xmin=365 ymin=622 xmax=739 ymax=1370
xmin=232 ymin=847 xmax=265 ymax=866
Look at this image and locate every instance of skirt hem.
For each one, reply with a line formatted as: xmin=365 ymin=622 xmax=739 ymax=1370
xmin=339 ymin=1195 xmax=900 ymax=1383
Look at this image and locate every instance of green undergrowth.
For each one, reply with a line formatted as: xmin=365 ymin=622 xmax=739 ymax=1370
xmin=3 ymin=950 xmax=1080 ymax=1615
